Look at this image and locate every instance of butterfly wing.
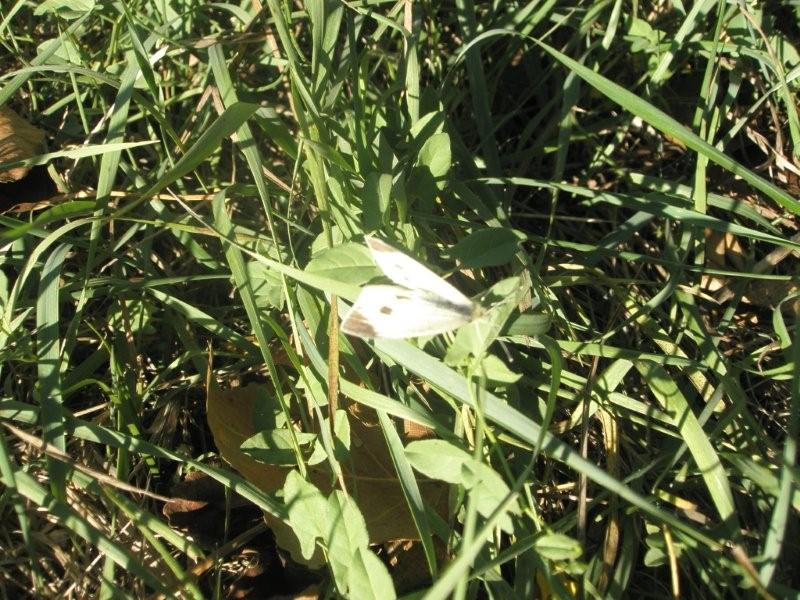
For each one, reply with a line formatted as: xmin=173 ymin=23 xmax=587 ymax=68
xmin=365 ymin=236 xmax=472 ymax=309
xmin=341 ymin=285 xmax=475 ymax=339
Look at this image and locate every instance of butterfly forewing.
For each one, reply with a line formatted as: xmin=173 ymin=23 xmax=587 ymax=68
xmin=365 ymin=236 xmax=472 ymax=309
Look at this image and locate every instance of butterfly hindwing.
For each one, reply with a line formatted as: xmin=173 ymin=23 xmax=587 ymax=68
xmin=340 ymin=285 xmax=475 ymax=339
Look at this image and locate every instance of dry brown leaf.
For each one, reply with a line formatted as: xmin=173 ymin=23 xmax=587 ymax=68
xmin=385 ymin=540 xmax=446 ymax=594
xmin=269 ymin=584 xmax=320 ymax=600
xmin=742 ymin=280 xmax=800 ymax=308
xmin=705 ymin=229 xmax=745 ymax=270
xmin=595 ymin=408 xmax=620 ymax=596
xmin=0 ymin=106 xmax=45 ymax=182
xmin=206 ymin=384 xmax=289 ymax=491
xmin=206 ymin=383 xmax=449 ymax=556
xmin=162 ymin=469 xmax=255 ymax=542
xmin=716 ymin=231 xmax=800 ymax=305
xmin=403 ymin=418 xmax=435 ymax=440
xmin=702 ymin=230 xmax=747 ymax=294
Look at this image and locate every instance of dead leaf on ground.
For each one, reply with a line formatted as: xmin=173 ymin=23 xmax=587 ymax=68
xmin=742 ymin=280 xmax=800 ymax=308
xmin=385 ymin=540 xmax=448 ymax=594
xmin=206 ymin=382 xmax=449 ymax=560
xmin=705 ymin=229 xmax=745 ymax=270
xmin=701 ymin=230 xmax=746 ymax=293
xmin=269 ymin=584 xmax=320 ymax=600
xmin=163 ymin=469 xmax=256 ymax=542
xmin=0 ymin=106 xmax=45 ymax=182
xmin=715 ymin=231 xmax=800 ymax=305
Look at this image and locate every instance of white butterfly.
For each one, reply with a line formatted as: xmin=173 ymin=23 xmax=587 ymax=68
xmin=340 ymin=236 xmax=478 ymax=339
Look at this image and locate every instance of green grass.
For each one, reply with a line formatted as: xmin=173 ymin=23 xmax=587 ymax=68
xmin=1 ymin=1 xmax=799 ymax=598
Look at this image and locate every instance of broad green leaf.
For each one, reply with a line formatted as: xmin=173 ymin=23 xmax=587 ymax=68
xmin=417 ymin=132 xmax=451 ymax=181
xmin=35 ymin=0 xmax=94 ymax=19
xmin=333 ymin=408 xmax=351 ymax=451
xmin=362 ymin=172 xmax=393 ymax=231
xmin=246 ymin=260 xmax=285 ymax=310
xmin=306 ymin=243 xmax=380 ymax=285
xmin=326 ymin=491 xmax=370 ymax=594
xmin=36 ymin=37 xmax=82 ymax=63
xmin=307 ymin=409 xmax=351 ymax=466
xmin=450 ymin=228 xmax=524 ymax=268
xmin=447 ymin=276 xmax=524 ymax=363
xmin=410 ymin=111 xmax=446 ymax=139
xmin=405 ymin=439 xmax=471 ymax=484
xmin=241 ymin=430 xmax=317 ymax=466
xmin=504 ymin=313 xmax=552 ymax=337
xmin=480 ymin=354 xmax=522 ymax=385
xmin=347 ymin=546 xmax=397 ymax=600
xmin=644 ymin=546 xmax=667 ymax=568
xmin=283 ymin=471 xmax=328 ymax=560
xmin=406 ymin=439 xmax=518 ymax=531
xmin=533 ymin=533 xmax=583 ymax=561
xmin=460 ymin=459 xmax=516 ymax=532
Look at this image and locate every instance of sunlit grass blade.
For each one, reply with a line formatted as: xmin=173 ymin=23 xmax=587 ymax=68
xmin=36 ymin=242 xmax=71 ymax=497
xmin=532 ymin=36 xmax=800 ymax=214
xmin=12 ymin=469 xmax=167 ymax=593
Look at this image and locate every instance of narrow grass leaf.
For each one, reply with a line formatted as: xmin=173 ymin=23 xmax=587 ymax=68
xmin=532 ymin=37 xmax=800 ymax=215
xmin=12 ymin=469 xmax=166 ymax=592
xmin=373 ymin=337 xmax=719 ymax=548
xmin=113 ymin=102 xmax=260 ymax=218
xmin=376 ymin=410 xmax=438 ymax=576
xmin=37 ymin=242 xmax=71 ymax=496
xmin=635 ymin=361 xmax=737 ymax=525
xmin=0 ymin=13 xmax=90 ymax=104
xmin=759 ymin=317 xmax=800 ymax=585
xmin=0 ymin=141 xmax=155 ymax=172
